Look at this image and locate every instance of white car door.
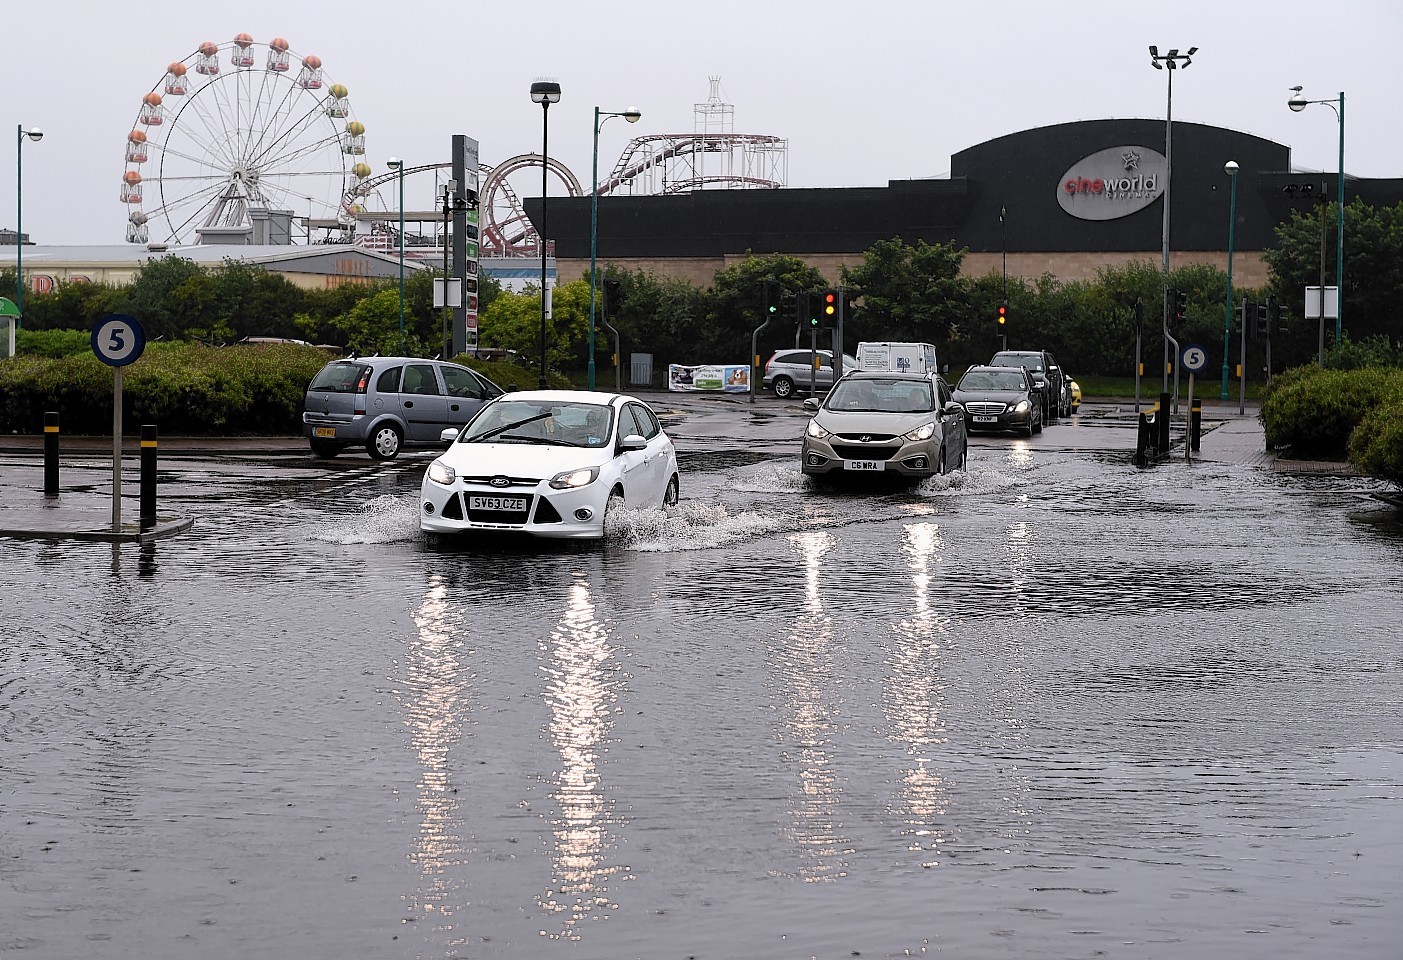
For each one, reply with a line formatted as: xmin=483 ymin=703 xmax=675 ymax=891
xmin=620 ymin=403 xmax=666 ymax=504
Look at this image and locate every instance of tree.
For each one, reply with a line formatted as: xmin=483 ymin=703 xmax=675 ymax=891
xmin=119 ymin=256 xmax=217 ymax=341
xmin=839 ymin=238 xmax=969 ymax=355
xmin=1264 ymin=198 xmax=1403 ymax=365
xmin=705 ymin=254 xmax=827 ymax=365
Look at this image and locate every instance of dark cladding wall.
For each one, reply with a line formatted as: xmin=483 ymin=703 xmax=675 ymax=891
xmin=533 ymin=119 xmax=1400 ymax=264
xmin=952 ymin=119 xmax=1287 ymax=253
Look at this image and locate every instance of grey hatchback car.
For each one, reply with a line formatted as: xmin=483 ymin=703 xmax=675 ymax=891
xmin=303 ymin=357 xmax=505 ymax=460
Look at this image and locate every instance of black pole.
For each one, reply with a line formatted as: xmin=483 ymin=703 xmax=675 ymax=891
xmin=1190 ymin=397 xmax=1203 ymax=452
xmin=139 ymin=424 xmax=157 ymax=532
xmin=538 ymin=102 xmax=550 ymax=389
xmin=1157 ymin=391 xmax=1172 ymax=452
xmin=1134 ymin=411 xmax=1150 ymax=468
xmin=43 ymin=410 xmax=59 ymax=498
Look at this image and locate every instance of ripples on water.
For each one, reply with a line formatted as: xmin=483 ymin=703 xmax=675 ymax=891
xmin=3 ymin=442 xmax=1401 ymax=959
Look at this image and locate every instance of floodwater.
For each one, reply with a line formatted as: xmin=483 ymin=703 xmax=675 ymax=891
xmin=3 ymin=407 xmax=1402 ymax=959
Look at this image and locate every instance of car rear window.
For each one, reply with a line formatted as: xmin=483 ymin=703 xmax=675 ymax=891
xmin=309 ymin=362 xmax=372 ymax=393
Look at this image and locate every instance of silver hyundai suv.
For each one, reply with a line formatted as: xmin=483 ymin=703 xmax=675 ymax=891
xmin=303 ymin=357 xmax=505 ymax=460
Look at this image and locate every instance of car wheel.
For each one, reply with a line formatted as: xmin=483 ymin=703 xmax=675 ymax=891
xmin=1034 ymin=413 xmax=1043 ymax=435
xmin=309 ymin=439 xmax=343 ymax=459
xmin=663 ymin=475 xmax=679 ymax=507
xmin=368 ymin=423 xmax=403 ymax=461
xmin=1023 ymin=417 xmax=1035 ymax=438
xmin=772 ymin=375 xmax=795 ymax=399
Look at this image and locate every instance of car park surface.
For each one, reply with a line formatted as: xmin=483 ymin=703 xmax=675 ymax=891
xmin=302 ymin=356 xmax=505 ymax=461
xmin=953 ymin=364 xmax=1044 ymax=436
xmin=800 ymin=370 xmax=967 ymax=479
xmin=419 ymin=389 xmax=679 ymax=540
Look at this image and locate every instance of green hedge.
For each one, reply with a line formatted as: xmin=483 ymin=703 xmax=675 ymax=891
xmin=1259 ymin=365 xmax=1403 ymax=482
xmin=0 ymin=343 xmax=329 ymax=435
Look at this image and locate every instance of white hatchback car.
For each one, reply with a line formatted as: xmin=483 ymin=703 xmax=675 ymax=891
xmin=420 ymin=390 xmax=680 ymax=540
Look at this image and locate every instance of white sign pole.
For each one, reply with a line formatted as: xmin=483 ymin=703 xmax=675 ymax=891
xmin=113 ymin=366 xmax=123 ymax=534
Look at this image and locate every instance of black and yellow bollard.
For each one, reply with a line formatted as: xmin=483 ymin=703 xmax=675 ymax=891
xmin=139 ymin=424 xmax=158 ymax=532
xmin=43 ymin=411 xmax=60 ymax=498
xmin=1190 ymin=397 xmax=1203 ymax=452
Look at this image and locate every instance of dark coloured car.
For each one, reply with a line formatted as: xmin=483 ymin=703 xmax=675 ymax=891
xmin=302 ymin=357 xmax=506 ymax=460
xmin=989 ymin=349 xmax=1067 ymax=422
xmin=953 ymin=365 xmax=1043 ymax=437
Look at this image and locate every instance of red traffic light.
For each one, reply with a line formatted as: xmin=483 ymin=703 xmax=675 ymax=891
xmin=997 ymin=303 xmax=1008 ymax=324
xmin=822 ymin=291 xmax=837 ymax=316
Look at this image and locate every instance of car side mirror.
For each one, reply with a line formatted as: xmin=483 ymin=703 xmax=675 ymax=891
xmin=802 ymin=397 xmax=820 ymax=412
xmin=943 ymin=400 xmax=963 ymax=415
xmin=620 ymin=434 xmax=647 ymax=451
xmin=440 ymin=427 xmax=460 ymax=443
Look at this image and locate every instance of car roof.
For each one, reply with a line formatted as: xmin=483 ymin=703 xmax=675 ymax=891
xmin=840 ymin=370 xmax=936 ymax=382
xmin=489 ymin=389 xmax=640 ymax=405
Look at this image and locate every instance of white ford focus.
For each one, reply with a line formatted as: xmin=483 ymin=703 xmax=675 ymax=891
xmin=420 ymin=390 xmax=680 ymax=540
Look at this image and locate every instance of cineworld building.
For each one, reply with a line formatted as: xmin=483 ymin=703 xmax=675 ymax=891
xmin=541 ymin=118 xmax=1403 ymax=291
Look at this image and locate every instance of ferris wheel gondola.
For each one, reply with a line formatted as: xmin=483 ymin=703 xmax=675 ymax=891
xmin=121 ymin=34 xmax=373 ymax=246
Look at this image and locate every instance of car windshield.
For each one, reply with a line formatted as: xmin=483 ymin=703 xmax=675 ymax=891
xmin=959 ymin=371 xmax=1027 ymax=391
xmin=461 ymin=400 xmax=614 ymax=448
xmin=993 ymin=355 xmax=1043 ymax=373
xmin=827 ymin=378 xmax=933 ymax=413
xmin=308 ymin=362 xmax=371 ymax=393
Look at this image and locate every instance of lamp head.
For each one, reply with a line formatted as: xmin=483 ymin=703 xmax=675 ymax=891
xmin=1287 ymin=86 xmax=1308 ymax=112
xmin=623 ymin=106 xmax=642 ymax=123
xmin=24 ymin=127 xmax=43 ymax=142
xmin=386 ymin=156 xmax=403 ymax=169
xmin=530 ymin=80 xmax=562 ymax=104
xmin=1224 ymin=160 xmax=1239 ymax=176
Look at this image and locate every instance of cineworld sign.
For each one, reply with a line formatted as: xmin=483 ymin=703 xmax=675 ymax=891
xmin=1057 ymin=146 xmax=1168 ymax=221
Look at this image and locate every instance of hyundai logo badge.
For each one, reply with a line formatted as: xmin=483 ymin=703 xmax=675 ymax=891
xmin=860 ymin=435 xmax=872 ymax=443
xmin=489 ymin=476 xmax=510 ymax=488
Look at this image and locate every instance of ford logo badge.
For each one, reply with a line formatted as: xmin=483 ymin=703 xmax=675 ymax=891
xmin=489 ymin=476 xmax=510 ymax=488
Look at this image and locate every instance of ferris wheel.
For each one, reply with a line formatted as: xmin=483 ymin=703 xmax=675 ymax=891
xmin=121 ymin=34 xmax=372 ymax=246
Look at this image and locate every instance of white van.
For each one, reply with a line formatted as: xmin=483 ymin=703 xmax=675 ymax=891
xmin=855 ymin=342 xmax=939 ymax=375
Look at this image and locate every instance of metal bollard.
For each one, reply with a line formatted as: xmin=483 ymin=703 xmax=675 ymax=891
xmin=1157 ymin=391 xmax=1172 ymax=453
xmin=43 ymin=411 xmax=60 ymax=498
xmin=1190 ymin=397 xmax=1202 ymax=452
xmin=139 ymin=424 xmax=158 ymax=532
xmin=1133 ymin=411 xmax=1150 ymax=467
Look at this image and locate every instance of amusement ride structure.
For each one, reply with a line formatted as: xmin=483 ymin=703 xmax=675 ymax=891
xmin=122 ymin=51 xmax=787 ymax=260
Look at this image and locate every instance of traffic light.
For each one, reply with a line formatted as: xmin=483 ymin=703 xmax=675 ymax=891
xmin=819 ymin=289 xmax=837 ymax=325
xmin=1254 ymin=302 xmax=1269 ymax=339
xmin=1277 ymin=303 xmax=1289 ymax=334
xmin=602 ymin=278 xmax=621 ymax=319
xmin=1235 ymin=299 xmax=1247 ymax=332
xmin=1173 ymin=290 xmax=1188 ymax=322
xmin=997 ymin=302 xmax=1008 ymax=326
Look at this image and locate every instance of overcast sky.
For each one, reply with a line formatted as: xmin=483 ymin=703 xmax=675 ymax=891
xmin=6 ymin=0 xmax=1399 ymax=246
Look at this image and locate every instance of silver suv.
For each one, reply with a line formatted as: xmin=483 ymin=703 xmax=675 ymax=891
xmin=762 ymin=349 xmax=861 ymax=398
xmin=303 ymin=357 xmax=505 ymax=460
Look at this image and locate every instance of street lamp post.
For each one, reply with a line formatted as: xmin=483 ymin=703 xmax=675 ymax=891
xmin=1149 ymin=45 xmax=1196 ymax=402
xmin=15 ymin=125 xmax=43 ymax=342
xmin=530 ymin=80 xmax=562 ymax=390
xmin=589 ymin=105 xmax=642 ymax=392
xmin=386 ymin=157 xmax=405 ymax=335
xmin=1288 ymin=86 xmax=1345 ymax=350
xmin=1221 ymin=160 xmax=1238 ymax=401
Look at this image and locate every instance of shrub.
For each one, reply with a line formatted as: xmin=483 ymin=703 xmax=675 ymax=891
xmin=1259 ymin=366 xmax=1401 ymax=458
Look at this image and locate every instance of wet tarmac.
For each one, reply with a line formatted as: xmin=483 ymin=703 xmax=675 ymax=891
xmin=2 ymin=395 xmax=1400 ymax=959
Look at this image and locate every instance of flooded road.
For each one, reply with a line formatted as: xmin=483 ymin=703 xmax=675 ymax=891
xmin=3 ymin=400 xmax=1402 ymax=959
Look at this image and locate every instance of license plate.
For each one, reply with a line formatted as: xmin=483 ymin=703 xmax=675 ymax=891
xmin=313 ymin=426 xmax=337 ymax=438
xmin=469 ymin=495 xmax=528 ymax=511
xmin=844 ymin=460 xmax=885 ymax=472
xmin=973 ymin=415 xmax=998 ymax=423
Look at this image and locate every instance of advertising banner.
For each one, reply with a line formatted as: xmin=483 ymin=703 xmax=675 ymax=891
xmin=668 ymin=363 xmax=750 ymax=392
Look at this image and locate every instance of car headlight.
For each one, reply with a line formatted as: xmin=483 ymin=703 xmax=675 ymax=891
xmin=903 ymin=422 xmax=936 ymax=442
xmin=805 ymin=419 xmax=831 ymax=440
xmin=549 ymin=466 xmax=599 ymax=490
xmin=426 ymin=460 xmax=456 ymax=485
xmin=1013 ymin=400 xmax=1031 ymax=413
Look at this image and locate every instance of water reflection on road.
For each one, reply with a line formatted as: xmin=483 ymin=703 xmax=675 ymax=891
xmin=3 ymin=427 xmax=1402 ymax=959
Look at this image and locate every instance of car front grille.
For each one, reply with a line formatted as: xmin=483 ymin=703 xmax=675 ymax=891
xmin=964 ymin=402 xmax=1008 ymax=415
xmin=459 ymin=475 xmax=541 ymax=488
xmin=831 ymin=444 xmax=900 ymax=461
